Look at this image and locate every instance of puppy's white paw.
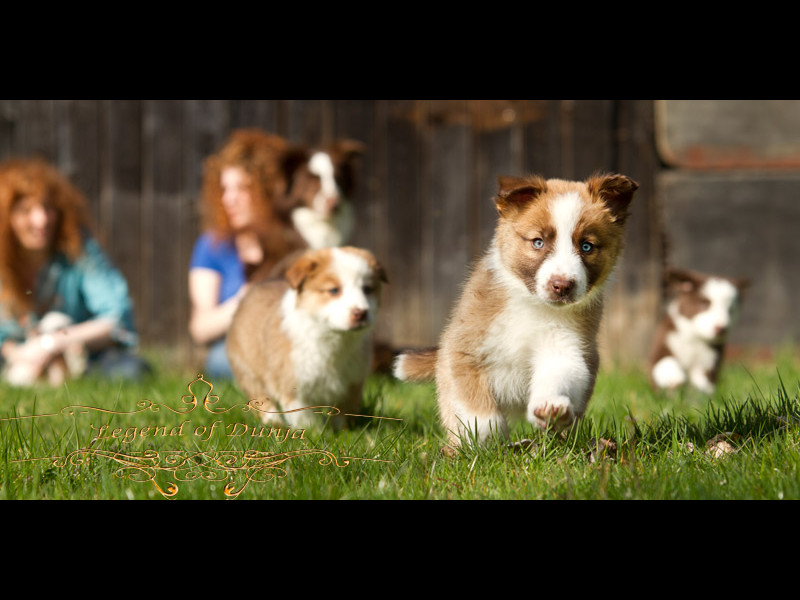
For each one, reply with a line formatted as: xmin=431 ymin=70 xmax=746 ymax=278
xmin=4 ymin=363 xmax=39 ymax=387
xmin=652 ymin=356 xmax=686 ymax=390
xmin=527 ymin=396 xmax=575 ymax=430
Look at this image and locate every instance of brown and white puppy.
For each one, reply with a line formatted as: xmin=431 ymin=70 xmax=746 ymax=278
xmin=227 ymin=246 xmax=387 ymax=429
xmin=649 ymin=268 xmax=748 ymax=394
xmin=283 ymin=139 xmax=365 ymax=250
xmin=394 ymin=173 xmax=638 ymax=450
xmin=248 ymin=139 xmax=366 ymax=283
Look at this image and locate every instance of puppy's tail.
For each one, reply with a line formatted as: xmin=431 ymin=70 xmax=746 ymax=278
xmin=393 ymin=347 xmax=438 ymax=383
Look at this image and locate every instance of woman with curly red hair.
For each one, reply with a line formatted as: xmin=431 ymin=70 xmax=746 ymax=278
xmin=0 ymin=157 xmax=149 ymax=386
xmin=188 ymin=129 xmax=304 ymax=379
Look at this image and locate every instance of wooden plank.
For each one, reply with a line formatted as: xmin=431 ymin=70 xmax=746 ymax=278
xmin=101 ymin=100 xmax=144 ymax=340
xmin=523 ymin=100 xmax=563 ymax=177
xmin=471 ymin=104 xmax=520 ymax=256
xmin=656 ymin=100 xmax=800 ymax=169
xmin=0 ymin=100 xmax=17 ymax=157
xmin=570 ymin=99 xmax=616 ymax=178
xmin=142 ymin=100 xmax=185 ymax=348
xmin=383 ymin=100 xmax=425 ymax=347
xmin=19 ymin=100 xmax=57 ymax=160
xmin=56 ymin=100 xmax=102 ymax=234
xmin=424 ymin=100 xmax=472 ymax=343
xmin=602 ymin=100 xmax=663 ymax=365
xmin=229 ymin=100 xmax=279 ymax=132
xmin=286 ymin=100 xmax=331 ymax=144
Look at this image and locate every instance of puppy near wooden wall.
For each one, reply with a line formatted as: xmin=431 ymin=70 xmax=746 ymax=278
xmin=282 ymin=139 xmax=365 ymax=250
xmin=394 ymin=173 xmax=638 ymax=451
xmin=649 ymin=267 xmax=748 ymax=394
xmin=248 ymin=139 xmax=366 ymax=283
xmin=227 ymin=246 xmax=387 ymax=429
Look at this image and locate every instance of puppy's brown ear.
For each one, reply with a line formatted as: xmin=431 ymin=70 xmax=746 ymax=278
xmin=734 ymin=277 xmax=751 ymax=294
xmin=274 ymin=146 xmax=312 ymax=214
xmin=342 ymin=247 xmax=389 ymax=284
xmin=285 ymin=254 xmax=318 ymax=290
xmin=373 ymin=259 xmax=389 ymax=284
xmin=282 ymin=146 xmax=311 ymax=181
xmin=665 ymin=268 xmax=704 ymax=294
xmin=323 ymin=139 xmax=366 ymax=199
xmin=331 ymin=139 xmax=366 ymax=161
xmin=587 ymin=173 xmax=639 ymax=224
xmin=494 ymin=175 xmax=547 ymax=217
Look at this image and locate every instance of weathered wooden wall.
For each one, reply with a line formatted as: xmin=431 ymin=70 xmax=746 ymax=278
xmin=0 ymin=99 xmax=675 ymax=369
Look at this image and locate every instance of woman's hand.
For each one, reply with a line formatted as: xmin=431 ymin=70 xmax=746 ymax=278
xmin=12 ymin=334 xmax=57 ymax=364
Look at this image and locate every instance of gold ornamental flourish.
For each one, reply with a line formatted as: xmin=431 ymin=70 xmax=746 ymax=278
xmin=18 ymin=447 xmax=384 ymax=498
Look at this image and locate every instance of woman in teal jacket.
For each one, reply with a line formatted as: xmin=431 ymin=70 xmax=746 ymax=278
xmin=0 ymin=157 xmax=149 ymax=386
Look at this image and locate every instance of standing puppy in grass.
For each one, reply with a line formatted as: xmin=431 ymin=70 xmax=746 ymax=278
xmin=649 ymin=268 xmax=748 ymax=394
xmin=227 ymin=246 xmax=387 ymax=429
xmin=394 ymin=173 xmax=638 ymax=451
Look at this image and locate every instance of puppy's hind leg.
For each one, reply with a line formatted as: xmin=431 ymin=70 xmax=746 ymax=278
xmin=228 ymin=356 xmax=284 ymax=426
xmin=437 ymin=355 xmax=508 ymax=452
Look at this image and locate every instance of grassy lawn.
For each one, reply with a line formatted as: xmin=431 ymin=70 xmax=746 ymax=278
xmin=1 ymin=348 xmax=798 ymax=500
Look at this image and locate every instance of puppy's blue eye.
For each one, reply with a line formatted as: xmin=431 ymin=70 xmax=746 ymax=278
xmin=581 ymin=242 xmax=594 ymax=253
xmin=532 ymin=238 xmax=544 ymax=250
xmin=328 ymin=287 xmax=340 ymax=296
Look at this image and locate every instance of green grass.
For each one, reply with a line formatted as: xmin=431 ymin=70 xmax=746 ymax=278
xmin=1 ymin=350 xmax=799 ymax=500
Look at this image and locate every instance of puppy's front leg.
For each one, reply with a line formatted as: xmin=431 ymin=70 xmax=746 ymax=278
xmin=527 ymin=336 xmax=594 ymax=430
xmin=281 ymin=395 xmax=321 ymax=429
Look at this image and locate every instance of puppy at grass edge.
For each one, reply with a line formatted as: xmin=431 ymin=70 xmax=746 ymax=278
xmin=227 ymin=246 xmax=387 ymax=430
xmin=394 ymin=173 xmax=638 ymax=452
xmin=649 ymin=267 xmax=748 ymax=395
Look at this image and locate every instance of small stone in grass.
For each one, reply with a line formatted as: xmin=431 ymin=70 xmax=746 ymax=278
xmin=705 ymin=432 xmax=742 ymax=458
xmin=587 ymin=438 xmax=617 ymax=463
xmin=507 ymin=438 xmax=539 ymax=454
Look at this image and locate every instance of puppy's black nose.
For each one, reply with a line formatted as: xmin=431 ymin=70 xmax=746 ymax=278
xmin=550 ymin=277 xmax=574 ymax=297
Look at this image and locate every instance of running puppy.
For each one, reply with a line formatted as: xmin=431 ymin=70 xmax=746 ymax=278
xmin=649 ymin=268 xmax=748 ymax=394
xmin=227 ymin=246 xmax=387 ymax=429
xmin=394 ymin=173 xmax=638 ymax=450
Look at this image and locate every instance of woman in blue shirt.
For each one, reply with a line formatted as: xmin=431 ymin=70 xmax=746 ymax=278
xmin=189 ymin=129 xmax=304 ymax=379
xmin=0 ymin=158 xmax=149 ymax=386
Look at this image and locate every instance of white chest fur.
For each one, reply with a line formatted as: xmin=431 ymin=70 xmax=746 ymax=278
xmin=481 ymin=247 xmax=594 ymax=409
xmin=280 ymin=289 xmax=369 ymax=402
xmin=291 ymin=203 xmax=354 ymax=249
